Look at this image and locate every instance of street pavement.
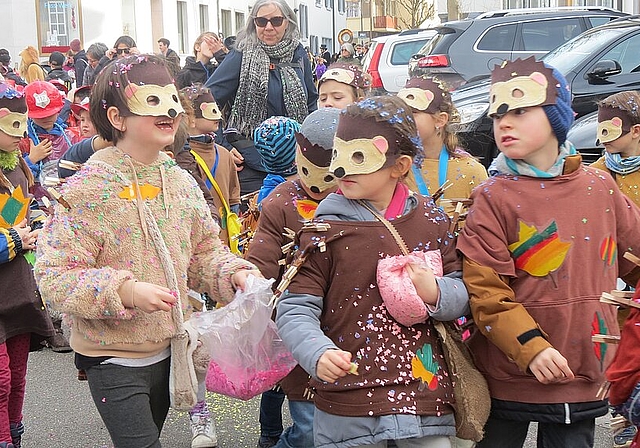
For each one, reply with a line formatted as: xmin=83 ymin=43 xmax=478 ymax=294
xmin=22 ymin=348 xmax=615 ymax=447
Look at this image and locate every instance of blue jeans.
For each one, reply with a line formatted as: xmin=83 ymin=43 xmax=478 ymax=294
xmin=259 ymin=388 xmax=285 ymax=437
xmin=274 ymin=400 xmax=315 ymax=448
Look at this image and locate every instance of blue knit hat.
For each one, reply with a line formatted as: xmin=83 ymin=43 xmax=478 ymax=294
xmin=489 ymin=57 xmax=574 ymax=144
xmin=253 ymin=116 xmax=301 ymax=176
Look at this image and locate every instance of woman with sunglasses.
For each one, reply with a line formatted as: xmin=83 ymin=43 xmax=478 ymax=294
xmin=205 ymin=0 xmax=318 ymax=198
xmin=91 ymin=36 xmax=140 ymax=84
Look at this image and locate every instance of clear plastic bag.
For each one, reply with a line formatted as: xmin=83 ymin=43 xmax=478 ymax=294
xmin=189 ymin=275 xmax=297 ymax=400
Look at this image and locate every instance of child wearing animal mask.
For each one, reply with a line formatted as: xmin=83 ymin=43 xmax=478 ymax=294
xmin=34 ymin=54 xmax=260 ymax=448
xmin=317 ymin=62 xmax=371 ymax=110
xmin=457 ymin=58 xmax=640 ymax=447
xmin=276 ymin=95 xmax=469 ymax=448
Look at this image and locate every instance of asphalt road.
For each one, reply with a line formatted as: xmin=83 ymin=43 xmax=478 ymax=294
xmin=22 ymin=348 xmax=615 ymax=448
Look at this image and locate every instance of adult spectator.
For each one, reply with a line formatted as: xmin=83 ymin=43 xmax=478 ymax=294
xmin=175 ymin=32 xmax=227 ymax=89
xmin=91 ymin=36 xmax=138 ymax=81
xmin=320 ymin=43 xmax=331 ymax=66
xmin=158 ymin=37 xmax=181 ymax=77
xmin=206 ymin=0 xmax=318 ymax=196
xmin=0 ymin=49 xmax=26 ymax=86
xmin=337 ymin=42 xmax=361 ymax=66
xmin=82 ymin=42 xmax=108 ymax=86
xmin=223 ymin=36 xmax=236 ymax=52
xmin=45 ymin=51 xmax=73 ymax=91
xmin=18 ymin=45 xmax=46 ymax=83
xmin=69 ymin=38 xmax=88 ymax=88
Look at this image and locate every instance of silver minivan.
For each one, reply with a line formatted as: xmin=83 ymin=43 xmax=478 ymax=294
xmin=362 ymin=28 xmax=437 ymax=93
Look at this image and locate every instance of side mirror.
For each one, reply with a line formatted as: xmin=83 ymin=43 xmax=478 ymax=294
xmin=587 ymin=60 xmax=622 ymax=80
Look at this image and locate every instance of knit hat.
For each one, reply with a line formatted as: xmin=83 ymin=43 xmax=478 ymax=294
xmin=318 ymin=62 xmax=371 ymax=91
xmin=0 ymin=83 xmax=27 ymax=137
xmin=24 ymin=80 xmax=65 ymax=119
xmin=49 ymin=51 xmax=65 ymax=67
xmin=398 ymin=76 xmax=449 ymax=114
xmin=254 ymin=116 xmax=301 ymax=176
xmin=294 ymin=108 xmax=340 ymax=194
xmin=489 ymin=57 xmax=574 ymax=144
xmin=69 ymin=38 xmax=82 ymax=53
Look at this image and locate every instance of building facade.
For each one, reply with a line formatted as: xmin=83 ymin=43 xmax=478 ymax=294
xmin=0 ymin=0 xmax=346 ymax=68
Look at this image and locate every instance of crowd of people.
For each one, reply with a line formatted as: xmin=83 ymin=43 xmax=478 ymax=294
xmin=2 ymin=1 xmax=640 ymax=448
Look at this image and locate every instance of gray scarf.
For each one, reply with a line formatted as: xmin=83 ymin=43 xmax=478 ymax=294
xmin=229 ymin=39 xmax=308 ymax=137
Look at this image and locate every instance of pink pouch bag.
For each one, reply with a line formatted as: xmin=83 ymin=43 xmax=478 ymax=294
xmin=377 ymin=249 xmax=443 ymax=327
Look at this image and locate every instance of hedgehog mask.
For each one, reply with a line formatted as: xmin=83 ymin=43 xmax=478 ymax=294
xmin=597 ymin=105 xmax=636 ymax=145
xmin=330 ymin=102 xmax=406 ymax=178
xmin=0 ymin=83 xmax=27 ymax=138
xmin=114 ymin=58 xmax=184 ymax=118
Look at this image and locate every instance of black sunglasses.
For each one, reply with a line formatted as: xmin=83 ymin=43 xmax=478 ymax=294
xmin=116 ymin=48 xmax=131 ymax=55
xmin=254 ymin=16 xmax=286 ymax=28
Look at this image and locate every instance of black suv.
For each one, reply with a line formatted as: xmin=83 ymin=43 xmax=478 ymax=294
xmin=450 ymin=15 xmax=640 ymax=168
xmin=407 ymin=7 xmax=628 ymax=89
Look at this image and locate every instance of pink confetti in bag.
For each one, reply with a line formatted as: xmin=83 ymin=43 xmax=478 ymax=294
xmin=377 ymin=250 xmax=443 ymax=327
xmin=189 ymin=276 xmax=297 ymax=400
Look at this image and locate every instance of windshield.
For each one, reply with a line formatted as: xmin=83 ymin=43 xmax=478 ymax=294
xmin=542 ymin=27 xmax=628 ymax=75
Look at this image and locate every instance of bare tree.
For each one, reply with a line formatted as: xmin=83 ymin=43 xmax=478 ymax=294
xmin=396 ymin=0 xmax=435 ymax=29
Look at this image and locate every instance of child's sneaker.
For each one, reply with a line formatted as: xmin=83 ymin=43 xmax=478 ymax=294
xmin=614 ymin=425 xmax=637 ymax=448
xmin=190 ymin=410 xmax=217 ymax=448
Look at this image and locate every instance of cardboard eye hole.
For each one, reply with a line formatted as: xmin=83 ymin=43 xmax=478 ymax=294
xmin=172 ymin=94 xmax=179 ymax=103
xmin=146 ymin=95 xmax=160 ymax=106
xmin=12 ymin=120 xmax=20 ymax=129
xmin=302 ymin=166 xmax=309 ymax=176
xmin=602 ymin=129 xmax=609 ymax=137
xmin=406 ymin=94 xmax=415 ymax=100
xmin=324 ymin=174 xmax=334 ymax=182
xmin=351 ymin=151 xmax=365 ymax=164
xmin=511 ymin=88 xmax=524 ymax=99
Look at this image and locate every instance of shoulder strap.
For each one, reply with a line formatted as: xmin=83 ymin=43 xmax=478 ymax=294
xmin=190 ymin=149 xmax=231 ymax=216
xmin=357 ymin=200 xmax=410 ymax=256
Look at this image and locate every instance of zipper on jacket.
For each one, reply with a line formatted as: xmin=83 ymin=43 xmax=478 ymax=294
xmin=564 ymin=403 xmax=571 ymax=424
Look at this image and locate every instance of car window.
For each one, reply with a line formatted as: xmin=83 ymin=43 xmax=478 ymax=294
xmin=588 ymin=16 xmax=618 ymax=28
xmin=521 ymin=18 xmax=582 ymax=51
xmin=543 ymin=27 xmax=629 ymax=76
xmin=361 ymin=41 xmax=379 ymax=71
xmin=416 ymin=32 xmax=447 ymax=56
xmin=390 ymin=39 xmax=430 ymax=65
xmin=596 ymin=32 xmax=640 ymax=74
xmin=477 ymin=24 xmax=516 ymax=51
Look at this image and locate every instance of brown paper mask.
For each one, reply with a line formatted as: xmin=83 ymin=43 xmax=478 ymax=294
xmin=124 ymin=83 xmax=184 ymax=118
xmin=0 ymin=108 xmax=26 ymax=137
xmin=597 ymin=105 xmax=634 ymax=144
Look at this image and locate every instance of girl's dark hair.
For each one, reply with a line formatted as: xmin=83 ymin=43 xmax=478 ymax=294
xmin=90 ymin=54 xmax=168 ymax=145
xmin=343 ymin=95 xmax=423 ymax=163
xmin=114 ymin=35 xmax=137 ymax=49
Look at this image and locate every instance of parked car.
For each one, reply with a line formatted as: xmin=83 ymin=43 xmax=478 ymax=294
xmin=408 ymin=7 xmax=628 ymax=89
xmin=362 ymin=28 xmax=437 ymax=93
xmin=566 ymin=111 xmax=604 ymax=164
xmin=450 ymin=15 xmax=640 ymax=167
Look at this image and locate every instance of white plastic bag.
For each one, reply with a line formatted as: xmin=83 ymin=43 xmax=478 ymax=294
xmin=189 ymin=275 xmax=297 ymax=400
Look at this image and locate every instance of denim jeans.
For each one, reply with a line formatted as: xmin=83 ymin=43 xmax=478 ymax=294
xmin=476 ymin=415 xmax=595 ymax=448
xmin=85 ymin=357 xmax=170 ymax=448
xmin=259 ymin=388 xmax=286 ymax=438
xmin=274 ymin=400 xmax=315 ymax=448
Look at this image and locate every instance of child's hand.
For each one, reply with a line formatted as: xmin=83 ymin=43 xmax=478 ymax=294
xmin=12 ymin=219 xmax=37 ymax=250
xmin=317 ymin=349 xmax=352 ymax=383
xmin=529 ymin=347 xmax=574 ymax=384
xmin=30 ymin=139 xmax=53 ymax=163
xmin=119 ymin=281 xmax=177 ymax=313
xmin=406 ymin=263 xmax=439 ymax=306
xmin=231 ymin=269 xmax=263 ymax=292
xmin=203 ymin=35 xmax=224 ymax=54
xmin=229 ymin=147 xmax=244 ymax=171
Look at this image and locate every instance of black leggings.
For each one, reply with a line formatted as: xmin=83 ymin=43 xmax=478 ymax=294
xmin=85 ymin=358 xmax=171 ymax=448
